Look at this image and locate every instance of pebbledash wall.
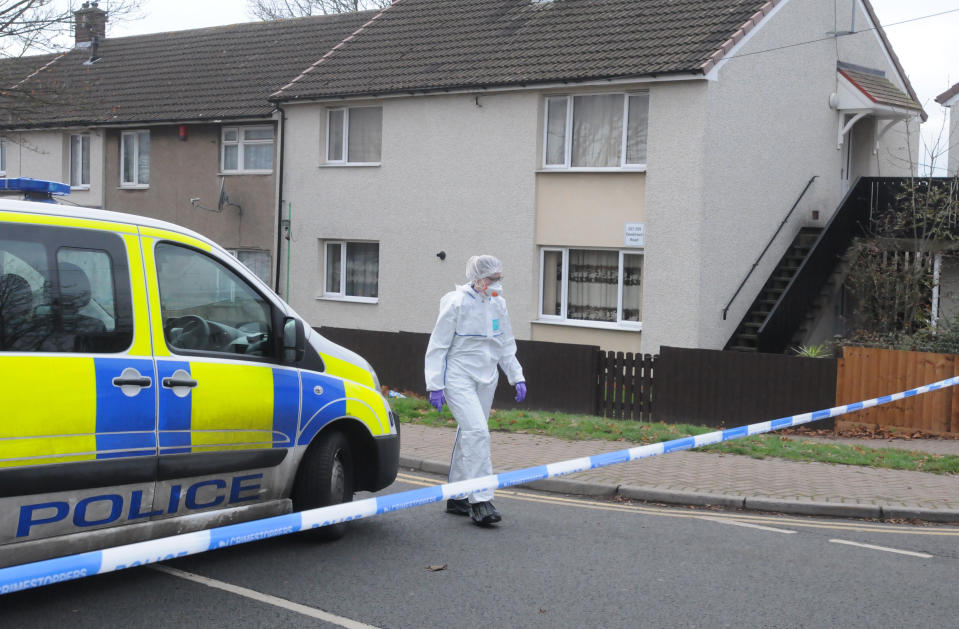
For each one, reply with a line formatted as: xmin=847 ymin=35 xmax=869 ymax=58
xmin=642 ymin=0 xmax=919 ymax=354
xmin=102 ymin=124 xmax=278 ymax=258
xmin=280 ymin=0 xmax=920 ymax=355
xmin=280 ymin=92 xmax=541 ymax=344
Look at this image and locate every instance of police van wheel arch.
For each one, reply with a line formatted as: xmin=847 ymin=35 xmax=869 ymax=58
xmin=292 ymin=428 xmax=354 ymax=540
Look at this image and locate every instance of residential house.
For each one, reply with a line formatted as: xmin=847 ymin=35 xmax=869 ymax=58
xmin=270 ymin=0 xmax=923 ymax=354
xmin=0 ymin=4 xmax=370 ymax=283
xmin=936 ymin=82 xmax=959 ymax=176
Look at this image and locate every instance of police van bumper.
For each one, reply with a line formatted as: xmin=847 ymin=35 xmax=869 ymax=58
xmin=371 ymin=421 xmax=400 ymax=491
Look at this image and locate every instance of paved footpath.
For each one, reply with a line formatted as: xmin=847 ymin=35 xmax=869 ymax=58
xmin=398 ymin=424 xmax=959 ymax=523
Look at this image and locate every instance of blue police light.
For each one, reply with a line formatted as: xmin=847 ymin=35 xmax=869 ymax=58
xmin=0 ymin=178 xmax=71 ymax=202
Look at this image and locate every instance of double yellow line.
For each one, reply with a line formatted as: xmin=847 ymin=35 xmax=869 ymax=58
xmin=396 ymin=472 xmax=959 ymax=537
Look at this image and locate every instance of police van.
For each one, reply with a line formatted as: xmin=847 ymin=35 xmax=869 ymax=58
xmin=0 ymin=193 xmax=399 ymax=568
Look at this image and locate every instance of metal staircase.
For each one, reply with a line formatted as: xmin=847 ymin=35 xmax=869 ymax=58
xmin=725 ymin=227 xmax=822 ymax=352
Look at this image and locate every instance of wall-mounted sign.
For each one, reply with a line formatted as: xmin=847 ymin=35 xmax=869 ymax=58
xmin=624 ymin=222 xmax=645 ymax=248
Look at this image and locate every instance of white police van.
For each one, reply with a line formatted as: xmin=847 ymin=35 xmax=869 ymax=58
xmin=0 ymin=183 xmax=398 ymax=568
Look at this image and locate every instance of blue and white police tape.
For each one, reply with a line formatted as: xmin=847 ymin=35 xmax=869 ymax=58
xmin=3 ymin=373 xmax=959 ymax=595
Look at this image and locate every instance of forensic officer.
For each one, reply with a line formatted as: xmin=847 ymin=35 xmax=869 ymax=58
xmin=424 ymin=255 xmax=526 ymax=526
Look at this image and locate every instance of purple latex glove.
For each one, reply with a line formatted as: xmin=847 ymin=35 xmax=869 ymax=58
xmin=514 ymin=382 xmax=527 ymax=403
xmin=428 ymin=390 xmax=446 ymax=412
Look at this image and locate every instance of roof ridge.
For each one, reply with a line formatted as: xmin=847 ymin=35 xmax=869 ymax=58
xmin=271 ymin=1 xmax=403 ymax=101
xmin=7 ymin=51 xmax=69 ymax=91
xmin=699 ymin=0 xmax=780 ymax=75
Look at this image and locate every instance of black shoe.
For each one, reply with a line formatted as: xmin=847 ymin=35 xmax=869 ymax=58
xmin=446 ymin=498 xmax=470 ymax=516
xmin=470 ymin=501 xmax=502 ymax=526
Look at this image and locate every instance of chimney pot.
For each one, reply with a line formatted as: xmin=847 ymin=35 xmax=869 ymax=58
xmin=74 ymin=2 xmax=107 ymax=46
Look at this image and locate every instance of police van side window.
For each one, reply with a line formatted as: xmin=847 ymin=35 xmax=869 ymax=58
xmin=0 ymin=224 xmax=133 ymax=353
xmin=155 ymin=243 xmax=274 ymax=358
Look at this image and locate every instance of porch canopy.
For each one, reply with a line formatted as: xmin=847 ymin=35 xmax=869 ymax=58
xmin=834 ymin=61 xmax=924 ymax=150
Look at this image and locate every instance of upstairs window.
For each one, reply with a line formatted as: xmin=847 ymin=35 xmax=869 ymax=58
xmin=120 ymin=130 xmax=150 ymax=187
xmin=70 ymin=134 xmax=91 ymax=188
xmin=544 ymin=93 xmax=649 ymax=170
xmin=221 ymin=126 xmax=274 ymax=173
xmin=326 ymin=106 xmax=382 ymax=165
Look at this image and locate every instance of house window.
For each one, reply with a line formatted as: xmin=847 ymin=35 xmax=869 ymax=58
xmin=70 ymin=134 xmax=91 ymax=188
xmin=323 ymin=241 xmax=379 ymax=300
xmin=227 ymin=248 xmax=272 ymax=285
xmin=544 ymin=93 xmax=649 ymax=169
xmin=120 ymin=130 xmax=150 ymax=187
xmin=326 ymin=106 xmax=382 ymax=164
xmin=539 ymin=248 xmax=643 ymax=326
xmin=0 ymin=138 xmax=6 ymax=175
xmin=221 ymin=126 xmax=274 ymax=173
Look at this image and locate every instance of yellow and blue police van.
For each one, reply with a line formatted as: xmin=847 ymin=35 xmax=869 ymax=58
xmin=0 ymin=189 xmax=398 ymax=568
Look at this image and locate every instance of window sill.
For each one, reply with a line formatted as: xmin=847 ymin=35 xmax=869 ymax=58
xmin=533 ymin=318 xmax=642 ymax=332
xmin=118 ymin=184 xmax=149 ymax=190
xmin=71 ymin=185 xmax=91 ymax=191
xmin=319 ymin=163 xmax=381 ymax=168
xmin=317 ymin=295 xmax=379 ymax=304
xmin=537 ymin=167 xmax=646 ymax=173
xmin=219 ymin=170 xmax=273 ymax=176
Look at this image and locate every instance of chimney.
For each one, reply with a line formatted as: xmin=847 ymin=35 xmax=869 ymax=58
xmin=74 ymin=1 xmax=107 ymax=46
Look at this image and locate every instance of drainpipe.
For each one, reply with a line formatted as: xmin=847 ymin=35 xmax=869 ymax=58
xmin=273 ymin=104 xmax=287 ymax=296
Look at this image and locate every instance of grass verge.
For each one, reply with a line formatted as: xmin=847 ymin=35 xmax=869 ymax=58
xmin=390 ymin=397 xmax=959 ymax=475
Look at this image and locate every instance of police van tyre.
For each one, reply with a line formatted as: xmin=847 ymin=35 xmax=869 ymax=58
xmin=293 ymin=429 xmax=354 ymax=540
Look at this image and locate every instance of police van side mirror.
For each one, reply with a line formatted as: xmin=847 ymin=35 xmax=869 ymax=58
xmin=282 ymin=317 xmax=305 ymax=363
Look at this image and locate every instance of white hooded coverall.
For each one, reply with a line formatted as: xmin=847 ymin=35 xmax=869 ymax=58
xmin=425 ymin=284 xmax=524 ymax=503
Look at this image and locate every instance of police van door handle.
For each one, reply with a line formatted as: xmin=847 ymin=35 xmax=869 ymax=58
xmin=162 ymin=377 xmax=198 ymax=388
xmin=113 ymin=376 xmax=152 ymax=387
xmin=112 ymin=367 xmax=154 ymax=398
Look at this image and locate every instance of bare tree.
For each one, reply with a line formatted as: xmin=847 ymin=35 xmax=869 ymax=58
xmin=248 ymin=0 xmax=390 ymax=20
xmin=1 ymin=0 xmax=142 ymax=57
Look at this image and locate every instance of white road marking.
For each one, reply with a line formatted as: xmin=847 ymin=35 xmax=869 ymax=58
xmin=396 ymin=472 xmax=959 ymax=536
xmin=828 ymin=539 xmax=933 ymax=558
xmin=698 ymin=516 xmax=796 ymax=534
xmin=151 ymin=565 xmax=379 ymax=628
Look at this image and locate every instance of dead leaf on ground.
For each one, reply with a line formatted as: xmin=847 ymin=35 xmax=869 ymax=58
xmin=426 ymin=564 xmax=448 ymax=572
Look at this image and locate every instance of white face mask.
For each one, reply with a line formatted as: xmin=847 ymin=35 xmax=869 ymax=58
xmin=483 ymin=282 xmax=503 ymax=298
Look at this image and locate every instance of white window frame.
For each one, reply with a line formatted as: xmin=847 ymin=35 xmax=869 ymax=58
xmin=220 ymin=126 xmax=274 ymax=174
xmin=70 ymin=133 xmax=91 ymax=189
xmin=120 ymin=130 xmax=149 ymax=188
xmin=537 ymin=247 xmax=643 ymax=330
xmin=321 ymin=240 xmax=379 ymax=303
xmin=542 ymin=92 xmax=649 ymax=171
xmin=324 ymin=106 xmax=382 ymax=166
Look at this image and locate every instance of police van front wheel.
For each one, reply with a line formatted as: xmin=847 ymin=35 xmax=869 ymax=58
xmin=293 ymin=430 xmax=354 ymax=540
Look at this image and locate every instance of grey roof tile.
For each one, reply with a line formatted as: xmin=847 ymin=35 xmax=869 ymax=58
xmin=272 ymin=0 xmax=776 ymax=101
xmin=0 ymin=12 xmax=371 ymax=128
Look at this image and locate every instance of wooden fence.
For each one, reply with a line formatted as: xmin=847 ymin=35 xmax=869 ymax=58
xmin=836 ymin=346 xmax=959 ymax=435
xmin=315 ymin=327 xmax=600 ymax=415
xmin=654 ymin=346 xmax=838 ymax=428
xmin=595 ymin=351 xmax=655 ymax=421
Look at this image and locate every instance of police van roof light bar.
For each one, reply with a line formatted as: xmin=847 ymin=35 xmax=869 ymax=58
xmin=0 ymin=178 xmax=71 ymax=202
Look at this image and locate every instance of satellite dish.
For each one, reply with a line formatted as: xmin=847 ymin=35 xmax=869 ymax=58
xmin=217 ymin=176 xmax=228 ymax=211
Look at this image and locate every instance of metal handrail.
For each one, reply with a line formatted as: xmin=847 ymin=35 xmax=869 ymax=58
xmin=722 ymin=175 xmax=818 ymax=320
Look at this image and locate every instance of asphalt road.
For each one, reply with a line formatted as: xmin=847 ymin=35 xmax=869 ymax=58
xmin=3 ymin=471 xmax=959 ymax=628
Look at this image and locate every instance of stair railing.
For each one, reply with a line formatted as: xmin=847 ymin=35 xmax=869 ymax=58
xmin=722 ymin=175 xmax=819 ymax=320
xmin=756 ymin=177 xmax=894 ymax=353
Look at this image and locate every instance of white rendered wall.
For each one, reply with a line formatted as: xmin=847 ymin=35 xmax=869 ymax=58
xmin=640 ymin=0 xmax=920 ymax=353
xmin=949 ymin=105 xmax=958 ymax=176
xmin=0 ymin=129 xmax=104 ymax=208
xmin=281 ymin=93 xmax=539 ymax=340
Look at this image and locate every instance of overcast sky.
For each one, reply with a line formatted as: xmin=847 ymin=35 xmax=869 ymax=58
xmin=108 ymin=0 xmax=959 ymax=174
